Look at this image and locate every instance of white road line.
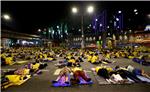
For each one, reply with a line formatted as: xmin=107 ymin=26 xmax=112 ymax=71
xmin=53 ymin=69 xmax=61 ymax=75
xmin=40 ymin=69 xmax=49 ymax=72
xmin=1 ymin=69 xmax=16 ymax=71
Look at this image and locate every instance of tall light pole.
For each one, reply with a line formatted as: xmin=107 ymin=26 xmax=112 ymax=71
xmin=72 ymin=5 xmax=94 ymax=49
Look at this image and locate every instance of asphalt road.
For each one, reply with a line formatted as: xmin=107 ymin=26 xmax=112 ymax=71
xmin=1 ymin=57 xmax=150 ymax=92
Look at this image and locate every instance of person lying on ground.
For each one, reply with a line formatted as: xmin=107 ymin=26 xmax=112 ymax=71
xmin=52 ymin=66 xmax=72 ymax=84
xmin=126 ymin=65 xmax=150 ymax=79
xmin=71 ymin=66 xmax=91 ymax=83
xmin=93 ymin=66 xmax=115 ymax=83
xmin=115 ymin=65 xmax=144 ymax=83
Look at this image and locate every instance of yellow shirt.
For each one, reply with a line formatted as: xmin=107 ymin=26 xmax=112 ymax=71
xmin=91 ymin=56 xmax=98 ymax=63
xmin=23 ymin=69 xmax=30 ymax=75
xmin=32 ymin=63 xmax=40 ymax=70
xmin=6 ymin=75 xmax=21 ymax=83
xmin=67 ymin=55 xmax=71 ymax=60
xmin=95 ymin=66 xmax=103 ymax=73
xmin=39 ymin=55 xmax=43 ymax=58
xmin=47 ymin=58 xmax=53 ymax=60
xmin=95 ymin=66 xmax=113 ymax=73
xmin=43 ymin=54 xmax=47 ymax=58
xmin=106 ymin=54 xmax=110 ymax=59
xmin=72 ymin=67 xmax=82 ymax=72
xmin=133 ymin=52 xmax=138 ymax=57
xmin=87 ymin=55 xmax=92 ymax=62
xmin=106 ymin=67 xmax=113 ymax=72
xmin=116 ymin=53 xmax=120 ymax=58
xmin=68 ymin=59 xmax=76 ymax=63
xmin=5 ymin=57 xmax=13 ymax=65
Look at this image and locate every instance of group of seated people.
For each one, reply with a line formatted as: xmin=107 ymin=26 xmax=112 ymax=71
xmin=1 ymin=53 xmax=16 ymax=66
xmin=1 ymin=47 xmax=63 ymax=66
xmin=54 ymin=50 xmax=87 ymax=68
xmin=86 ymin=52 xmax=113 ymax=64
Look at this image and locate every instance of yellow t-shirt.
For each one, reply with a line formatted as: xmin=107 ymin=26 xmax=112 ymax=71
xmin=23 ymin=69 xmax=30 ymax=75
xmin=5 ymin=57 xmax=13 ymax=65
xmin=95 ymin=66 xmax=113 ymax=73
xmin=133 ymin=52 xmax=138 ymax=57
xmin=32 ymin=63 xmax=40 ymax=70
xmin=91 ymin=56 xmax=98 ymax=63
xmin=116 ymin=53 xmax=120 ymax=58
xmin=68 ymin=59 xmax=76 ymax=63
xmin=43 ymin=54 xmax=47 ymax=58
xmin=6 ymin=75 xmax=21 ymax=83
xmin=87 ymin=55 xmax=92 ymax=62
xmin=67 ymin=55 xmax=71 ymax=60
xmin=95 ymin=66 xmax=103 ymax=73
xmin=72 ymin=67 xmax=82 ymax=72
xmin=106 ymin=67 xmax=113 ymax=73
xmin=106 ymin=54 xmax=110 ymax=59
xmin=38 ymin=55 xmax=42 ymax=58
xmin=47 ymin=58 xmax=53 ymax=60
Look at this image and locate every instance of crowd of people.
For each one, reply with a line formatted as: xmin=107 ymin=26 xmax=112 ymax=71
xmin=1 ymin=46 xmax=150 ymax=88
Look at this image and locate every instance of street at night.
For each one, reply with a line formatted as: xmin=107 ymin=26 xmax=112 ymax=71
xmin=1 ymin=1 xmax=150 ymax=92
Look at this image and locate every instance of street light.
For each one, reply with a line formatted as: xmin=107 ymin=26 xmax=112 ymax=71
xmin=134 ymin=9 xmax=137 ymax=12
xmin=95 ymin=18 xmax=98 ymax=21
xmin=118 ymin=11 xmax=122 ymax=14
xmin=71 ymin=5 xmax=94 ymax=49
xmin=87 ymin=6 xmax=94 ymax=14
xmin=135 ymin=12 xmax=138 ymax=15
xmin=2 ymin=14 xmax=11 ymax=20
xmin=72 ymin=7 xmax=78 ymax=13
xmin=147 ymin=14 xmax=150 ymax=18
xmin=38 ymin=29 xmax=41 ymax=32
xmin=116 ymin=18 xmax=119 ymax=21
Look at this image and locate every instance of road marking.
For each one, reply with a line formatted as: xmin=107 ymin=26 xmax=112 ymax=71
xmin=1 ymin=69 xmax=15 ymax=71
xmin=85 ymin=70 xmax=92 ymax=73
xmin=53 ymin=69 xmax=61 ymax=75
xmin=40 ymin=69 xmax=49 ymax=72
xmin=1 ymin=69 xmax=49 ymax=72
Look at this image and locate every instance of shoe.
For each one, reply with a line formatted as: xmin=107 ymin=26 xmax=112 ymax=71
xmin=52 ymin=80 xmax=58 ymax=83
xmin=76 ymin=79 xmax=80 ymax=83
xmin=65 ymin=81 xmax=69 ymax=84
xmin=87 ymin=78 xmax=91 ymax=82
xmin=23 ymin=76 xmax=27 ymax=80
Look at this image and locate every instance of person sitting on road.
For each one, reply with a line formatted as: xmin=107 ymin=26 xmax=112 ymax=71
xmin=87 ymin=54 xmax=92 ymax=62
xmin=67 ymin=57 xmax=76 ymax=67
xmin=91 ymin=53 xmax=100 ymax=64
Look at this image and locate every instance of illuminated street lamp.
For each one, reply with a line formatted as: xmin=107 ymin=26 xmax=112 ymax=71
xmin=147 ymin=14 xmax=150 ymax=18
xmin=87 ymin=6 xmax=94 ymax=14
xmin=116 ymin=18 xmax=119 ymax=21
xmin=38 ymin=29 xmax=41 ymax=32
xmin=2 ymin=14 xmax=11 ymax=20
xmin=118 ymin=11 xmax=122 ymax=14
xmin=72 ymin=7 xmax=78 ymax=13
xmin=134 ymin=9 xmax=137 ymax=12
xmin=71 ymin=5 xmax=94 ymax=49
xmin=135 ymin=12 xmax=138 ymax=15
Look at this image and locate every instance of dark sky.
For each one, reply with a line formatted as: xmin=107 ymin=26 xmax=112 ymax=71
xmin=1 ymin=1 xmax=150 ymax=34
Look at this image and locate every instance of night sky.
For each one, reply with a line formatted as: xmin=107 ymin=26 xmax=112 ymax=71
xmin=1 ymin=1 xmax=150 ymax=34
